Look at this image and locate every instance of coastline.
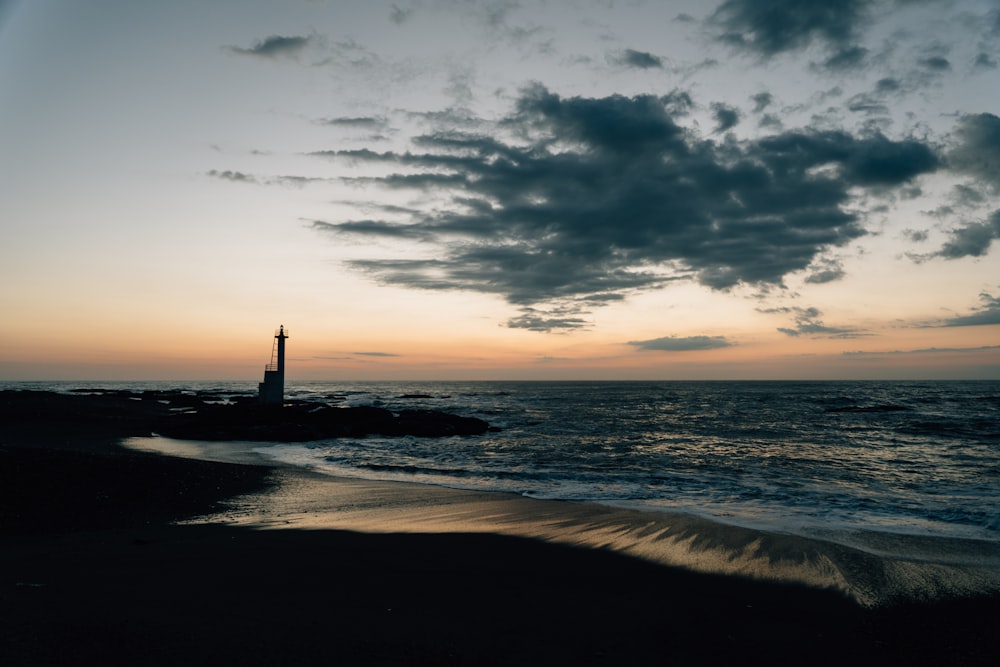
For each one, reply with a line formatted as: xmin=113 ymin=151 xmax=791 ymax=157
xmin=127 ymin=434 xmax=1000 ymax=608
xmin=3 ymin=391 xmax=1000 ymax=664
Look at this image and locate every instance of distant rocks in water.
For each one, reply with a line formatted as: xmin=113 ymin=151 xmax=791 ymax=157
xmin=158 ymin=401 xmax=492 ymax=441
xmin=1 ymin=389 xmax=493 ymax=443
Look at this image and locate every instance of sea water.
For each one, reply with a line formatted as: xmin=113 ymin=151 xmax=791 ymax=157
xmin=12 ymin=380 xmax=1000 ymax=549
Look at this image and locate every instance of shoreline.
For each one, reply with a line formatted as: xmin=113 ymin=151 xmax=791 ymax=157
xmin=3 ymin=391 xmax=1000 ymax=664
xmin=127 ymin=434 xmax=1000 ymax=607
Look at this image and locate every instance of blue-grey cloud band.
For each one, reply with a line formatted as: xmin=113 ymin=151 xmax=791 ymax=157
xmin=311 ymin=84 xmax=950 ymax=328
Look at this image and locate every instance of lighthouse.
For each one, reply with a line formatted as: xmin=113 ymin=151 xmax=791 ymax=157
xmin=258 ymin=325 xmax=288 ymax=405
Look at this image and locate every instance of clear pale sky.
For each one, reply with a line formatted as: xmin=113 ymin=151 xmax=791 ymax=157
xmin=1 ymin=0 xmax=998 ymax=381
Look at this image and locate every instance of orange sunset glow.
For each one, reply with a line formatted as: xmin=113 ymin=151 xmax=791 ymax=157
xmin=1 ymin=1 xmax=998 ymax=381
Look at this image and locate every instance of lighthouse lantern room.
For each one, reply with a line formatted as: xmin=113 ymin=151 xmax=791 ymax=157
xmin=258 ymin=325 xmax=288 ymax=405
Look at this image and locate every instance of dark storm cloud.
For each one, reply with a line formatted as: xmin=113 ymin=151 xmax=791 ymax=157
xmin=709 ymin=1 xmax=968 ymax=78
xmin=311 ymin=85 xmax=940 ymax=327
xmin=710 ymin=103 xmax=741 ymax=133
xmin=946 ymin=113 xmax=1000 ymax=192
xmin=941 ymin=292 xmax=1000 ymax=327
xmin=628 ymin=335 xmax=734 ymax=352
xmin=609 ymin=49 xmax=664 ymax=69
xmin=754 ymin=127 xmax=938 ymax=185
xmin=229 ymin=35 xmax=313 ymax=58
xmin=709 ymin=0 xmax=871 ymax=58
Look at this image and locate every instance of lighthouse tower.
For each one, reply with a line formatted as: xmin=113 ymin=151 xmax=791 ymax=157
xmin=258 ymin=325 xmax=289 ymax=405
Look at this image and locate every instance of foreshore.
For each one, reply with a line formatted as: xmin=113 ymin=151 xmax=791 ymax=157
xmin=3 ymin=390 xmax=999 ymax=665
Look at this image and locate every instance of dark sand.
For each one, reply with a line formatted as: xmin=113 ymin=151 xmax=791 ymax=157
xmin=2 ymin=390 xmax=999 ymax=665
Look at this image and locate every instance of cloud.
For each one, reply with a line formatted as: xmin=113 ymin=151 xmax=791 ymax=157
xmin=750 ymin=92 xmax=774 ymax=113
xmin=974 ymin=52 xmax=997 ymax=70
xmin=208 ymin=170 xmax=330 ymax=188
xmin=844 ymin=65 xmax=947 ymax=117
xmin=709 ymin=0 xmax=871 ymax=59
xmin=822 ymin=45 xmax=869 ymax=71
xmin=228 ymin=35 xmax=313 ymax=59
xmin=918 ymin=55 xmax=951 ymax=71
xmin=207 ymin=169 xmax=258 ymax=184
xmin=928 ymin=210 xmax=1000 ymax=260
xmin=353 ymin=351 xmax=401 ymax=357
xmin=311 ymin=84 xmax=940 ymax=328
xmin=941 ymin=292 xmax=1000 ymax=327
xmin=946 ymin=113 xmax=1000 ymax=192
xmin=389 ymin=3 xmax=413 ymax=24
xmin=311 ymin=219 xmax=429 ymax=239
xmin=875 ymin=78 xmax=901 ymax=94
xmin=843 ymin=344 xmax=1000 ymax=356
xmin=765 ymin=306 xmax=864 ymax=338
xmin=710 ymin=102 xmax=741 ymax=133
xmin=388 ymin=0 xmax=548 ymax=51
xmin=628 ymin=335 xmax=734 ymax=352
xmin=506 ymin=307 xmax=590 ymax=332
xmin=318 ymin=116 xmax=389 ymax=130
xmin=949 ymin=184 xmax=986 ymax=209
xmin=845 ymin=92 xmax=888 ymax=116
xmin=803 ymin=258 xmax=846 ymax=284
xmin=608 ymin=48 xmax=663 ymax=69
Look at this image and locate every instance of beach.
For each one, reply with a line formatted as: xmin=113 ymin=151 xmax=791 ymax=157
xmin=3 ymin=390 xmax=999 ymax=665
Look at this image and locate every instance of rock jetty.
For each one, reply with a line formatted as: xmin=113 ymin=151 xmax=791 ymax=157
xmin=1 ymin=389 xmax=493 ymax=444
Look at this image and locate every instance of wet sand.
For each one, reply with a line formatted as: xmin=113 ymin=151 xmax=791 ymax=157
xmin=3 ymin=391 xmax=999 ymax=665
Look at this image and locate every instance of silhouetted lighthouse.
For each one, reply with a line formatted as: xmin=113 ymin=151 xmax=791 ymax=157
xmin=258 ymin=325 xmax=288 ymax=405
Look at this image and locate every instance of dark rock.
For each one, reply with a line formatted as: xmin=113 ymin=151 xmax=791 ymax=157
xmin=384 ymin=409 xmax=490 ymax=437
xmin=0 ymin=389 xmax=492 ymax=445
xmin=156 ymin=403 xmax=489 ymax=441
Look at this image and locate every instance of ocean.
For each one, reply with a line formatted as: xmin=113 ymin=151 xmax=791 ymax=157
xmin=11 ymin=379 xmax=1000 ymax=557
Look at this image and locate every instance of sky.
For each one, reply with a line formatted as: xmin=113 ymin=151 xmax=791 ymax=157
xmin=1 ymin=0 xmax=999 ymax=381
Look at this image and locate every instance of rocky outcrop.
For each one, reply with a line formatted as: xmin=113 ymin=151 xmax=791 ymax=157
xmin=1 ymin=390 xmax=493 ymax=444
xmin=156 ymin=400 xmax=492 ymax=442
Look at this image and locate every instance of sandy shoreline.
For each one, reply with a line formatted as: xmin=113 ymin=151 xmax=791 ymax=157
xmin=129 ymin=435 xmax=1000 ymax=608
xmin=3 ymin=390 xmax=1000 ymax=664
